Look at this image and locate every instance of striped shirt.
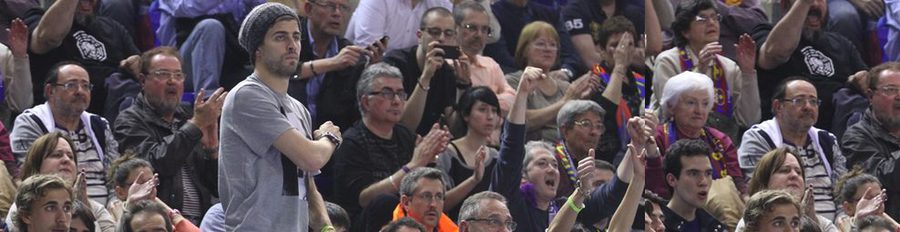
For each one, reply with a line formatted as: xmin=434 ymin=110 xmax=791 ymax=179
xmin=786 ymin=142 xmax=838 ymax=221
xmin=59 ymin=126 xmax=109 ymax=205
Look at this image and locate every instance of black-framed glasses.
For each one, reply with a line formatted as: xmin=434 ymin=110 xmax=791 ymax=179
xmin=465 ymin=218 xmax=517 ymax=231
xmin=309 ymin=0 xmax=350 ymax=13
xmin=146 ymin=70 xmax=185 ymax=82
xmin=874 ymin=86 xmax=900 ymax=97
xmin=414 ymin=192 xmax=445 ymax=203
xmin=421 ymin=27 xmax=457 ymax=38
xmin=462 ymin=24 xmax=492 ymax=36
xmin=50 ymin=82 xmax=93 ymax=92
xmin=694 ymin=14 xmax=722 ymax=23
xmin=368 ymin=90 xmax=408 ymax=101
xmin=780 ymin=97 xmax=822 ymax=106
xmin=573 ymin=119 xmax=605 ymax=131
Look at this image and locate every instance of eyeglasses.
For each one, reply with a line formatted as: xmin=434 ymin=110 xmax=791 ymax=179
xmin=780 ymin=97 xmax=822 ymax=106
xmin=466 ymin=218 xmax=517 ymax=230
xmin=51 ymin=82 xmax=93 ymax=92
xmin=147 ymin=70 xmax=185 ymax=82
xmin=531 ymin=39 xmax=558 ymax=50
xmin=694 ymin=14 xmax=722 ymax=23
xmin=414 ymin=192 xmax=445 ymax=203
xmin=874 ymin=86 xmax=900 ymax=97
xmin=462 ymin=24 xmax=492 ymax=36
xmin=368 ymin=89 xmax=408 ymax=101
xmin=309 ymin=0 xmax=350 ymax=13
xmin=421 ymin=27 xmax=457 ymax=38
xmin=573 ymin=119 xmax=605 ymax=131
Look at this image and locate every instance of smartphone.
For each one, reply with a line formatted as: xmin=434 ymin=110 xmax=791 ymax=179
xmin=435 ymin=45 xmax=461 ymax=59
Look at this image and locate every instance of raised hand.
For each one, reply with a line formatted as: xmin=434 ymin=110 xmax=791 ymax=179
xmin=453 ymin=53 xmax=472 ymax=86
xmin=801 ymin=185 xmax=818 ymax=221
xmin=518 ymin=66 xmax=544 ymax=94
xmin=73 ymin=170 xmax=90 ymax=210
xmin=410 ymin=123 xmax=450 ymax=168
xmin=576 ymin=149 xmax=597 ymax=195
xmin=422 ymin=41 xmax=444 ymax=82
xmin=192 ymin=88 xmax=227 ymax=128
xmin=697 ymin=42 xmax=722 ymax=74
xmin=849 ymin=0 xmax=885 ymax=18
xmin=7 ymin=18 xmax=27 ymax=58
xmin=127 ymin=171 xmax=159 ymax=208
xmin=473 ymin=145 xmax=488 ymax=181
xmin=627 ymin=144 xmax=647 ymax=178
xmin=735 ymin=34 xmax=757 ymax=74
xmin=367 ymin=39 xmax=387 ymax=65
xmin=332 ymin=45 xmax=368 ymax=68
xmin=613 ymin=32 xmax=635 ymax=67
xmin=564 ymin=73 xmax=599 ymax=100
xmin=856 ymin=187 xmax=888 ymax=218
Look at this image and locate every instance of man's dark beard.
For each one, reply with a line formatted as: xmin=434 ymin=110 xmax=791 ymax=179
xmin=802 ymin=28 xmax=822 ymax=42
xmin=147 ymin=95 xmax=178 ymax=116
xmin=264 ymin=57 xmax=298 ymax=78
xmin=75 ymin=13 xmax=95 ymax=25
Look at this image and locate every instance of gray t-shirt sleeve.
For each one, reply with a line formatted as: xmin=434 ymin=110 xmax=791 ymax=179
xmin=229 ymin=84 xmax=295 ymax=156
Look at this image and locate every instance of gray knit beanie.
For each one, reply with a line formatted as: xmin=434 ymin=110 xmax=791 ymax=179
xmin=238 ymin=3 xmax=299 ymax=61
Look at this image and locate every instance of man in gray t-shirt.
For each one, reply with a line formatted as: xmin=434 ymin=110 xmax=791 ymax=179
xmin=220 ymin=3 xmax=342 ymax=231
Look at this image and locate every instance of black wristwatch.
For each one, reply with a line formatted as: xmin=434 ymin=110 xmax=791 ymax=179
xmin=318 ymin=132 xmax=342 ymax=147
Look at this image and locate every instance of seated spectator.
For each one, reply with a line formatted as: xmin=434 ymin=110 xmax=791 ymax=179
xmin=11 ymin=62 xmax=120 ymax=205
xmin=647 ymin=72 xmax=745 ymax=199
xmin=561 ymin=0 xmax=644 ymax=68
xmin=553 ymin=100 xmax=607 ymax=196
xmin=488 ymin=0 xmax=582 ymax=75
xmin=457 ymin=191 xmax=515 ymax=232
xmin=6 ymin=131 xmax=116 ymax=232
xmin=738 ymin=147 xmax=838 ymax=231
xmin=0 ymin=18 xmax=33 ymax=125
xmin=70 ymin=200 xmax=95 ymax=232
xmin=156 ymin=0 xmax=264 ymax=93
xmin=345 ymin=0 xmax=452 ymax=51
xmin=449 ymin=1 xmax=516 ymax=113
xmin=105 ymin=155 xmax=154 ymax=222
xmin=589 ymin=16 xmax=654 ymax=160
xmin=652 ymin=0 xmax=761 ymax=142
xmin=13 ymin=175 xmax=74 ymax=232
xmin=833 ymin=169 xmax=899 ymax=231
xmin=24 ymin=0 xmax=140 ymax=115
xmin=842 ymin=62 xmax=900 ymax=220
xmin=331 ymin=63 xmax=449 ymax=229
xmin=381 ymin=217 xmax=427 ymax=232
xmin=753 ymin=0 xmax=867 ymax=130
xmin=740 ymin=190 xmax=802 ymax=232
xmin=390 ymin=167 xmax=458 ymax=232
xmin=739 ymin=77 xmax=845 ymax=220
xmin=382 ymin=7 xmax=462 ymax=135
xmin=113 ymin=46 xmax=222 ymax=224
xmin=434 ymin=86 xmax=499 ymax=219
xmin=326 ymin=202 xmax=352 ymax=232
xmin=857 ymin=215 xmax=899 ymax=232
xmin=118 ymin=200 xmax=199 ymax=232
xmin=659 ymin=139 xmax=728 ymax=232
xmin=644 ymin=190 xmax=668 ymax=232
xmin=827 ymin=0 xmax=884 ymax=62
xmin=504 ymin=21 xmax=596 ymax=142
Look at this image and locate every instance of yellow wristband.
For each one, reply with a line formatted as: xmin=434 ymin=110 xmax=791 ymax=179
xmin=566 ymin=195 xmax=584 ymax=213
xmin=321 ymin=225 xmax=336 ymax=232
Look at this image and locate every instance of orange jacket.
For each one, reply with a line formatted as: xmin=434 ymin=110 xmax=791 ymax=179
xmin=391 ymin=203 xmax=459 ymax=232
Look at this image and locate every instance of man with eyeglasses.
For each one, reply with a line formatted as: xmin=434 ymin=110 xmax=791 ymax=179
xmin=332 ymin=63 xmax=450 ymax=231
xmin=753 ymin=0 xmax=868 ymax=131
xmin=113 ymin=46 xmax=225 ymax=225
xmin=11 ymin=61 xmax=120 ymax=205
xmin=383 ymin=7 xmax=465 ymax=135
xmin=738 ymin=77 xmax=847 ymax=220
xmin=391 ymin=167 xmax=458 ymax=232
xmin=452 ymin=1 xmax=516 ymax=115
xmin=842 ymin=62 xmax=900 ymax=220
xmin=345 ymin=0 xmax=451 ymax=51
xmin=457 ymin=191 xmax=515 ymax=232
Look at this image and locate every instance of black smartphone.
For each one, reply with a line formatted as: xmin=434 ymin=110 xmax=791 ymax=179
xmin=435 ymin=45 xmax=461 ymax=59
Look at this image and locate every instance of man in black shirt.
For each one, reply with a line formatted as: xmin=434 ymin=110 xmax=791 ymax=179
xmin=754 ymin=0 xmax=867 ymax=131
xmin=560 ymin=0 xmax=643 ymax=69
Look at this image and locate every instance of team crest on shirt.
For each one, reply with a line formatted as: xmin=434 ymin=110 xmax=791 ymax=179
xmin=73 ymin=30 xmax=107 ymax=62
xmin=801 ymin=46 xmax=834 ymax=78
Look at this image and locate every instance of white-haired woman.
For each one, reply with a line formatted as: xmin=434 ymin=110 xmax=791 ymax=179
xmin=645 ymin=71 xmax=746 ymax=200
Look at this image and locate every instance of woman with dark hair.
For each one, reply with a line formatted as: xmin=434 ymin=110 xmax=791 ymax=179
xmin=504 ymin=21 xmax=595 ymax=142
xmin=106 ymin=154 xmax=154 ymax=221
xmin=6 ymin=132 xmax=117 ymax=232
xmin=737 ymin=147 xmax=838 ymax=232
xmin=651 ymin=0 xmax=760 ymax=142
xmin=71 ymin=200 xmax=97 ymax=232
xmin=435 ymin=86 xmax=497 ymax=219
xmin=833 ymin=169 xmax=899 ymax=231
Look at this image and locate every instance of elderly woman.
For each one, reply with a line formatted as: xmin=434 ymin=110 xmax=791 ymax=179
xmin=5 ymin=132 xmax=116 ymax=232
xmin=651 ymin=0 xmax=760 ymax=142
xmin=735 ymin=147 xmax=839 ymax=232
xmin=741 ymin=190 xmax=803 ymax=232
xmin=505 ymin=21 xmax=594 ymax=142
xmin=646 ymin=71 xmax=745 ymax=200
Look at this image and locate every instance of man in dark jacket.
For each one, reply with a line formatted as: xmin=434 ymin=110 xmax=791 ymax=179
xmin=113 ymin=47 xmax=224 ymax=225
xmin=661 ymin=139 xmax=726 ymax=232
xmin=842 ymin=62 xmax=900 ymax=220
